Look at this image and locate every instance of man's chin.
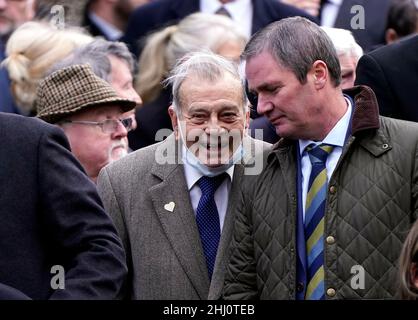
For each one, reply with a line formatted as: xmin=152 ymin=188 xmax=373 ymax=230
xmin=110 ymin=146 xmax=128 ymax=162
xmin=198 ymin=150 xmax=232 ymax=167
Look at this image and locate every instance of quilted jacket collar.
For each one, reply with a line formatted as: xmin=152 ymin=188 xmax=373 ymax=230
xmin=271 ymin=85 xmax=383 ymax=157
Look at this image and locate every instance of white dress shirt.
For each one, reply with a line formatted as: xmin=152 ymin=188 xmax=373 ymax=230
xmin=200 ymin=0 xmax=253 ymax=38
xmin=298 ymin=97 xmax=352 ymax=221
xmin=182 ymin=146 xmax=234 ymax=231
xmin=320 ymin=0 xmax=343 ymax=27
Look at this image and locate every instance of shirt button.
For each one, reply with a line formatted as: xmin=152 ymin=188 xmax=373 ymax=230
xmin=329 ymin=186 xmax=336 ymax=194
xmin=296 ymin=282 xmax=304 ymax=292
xmin=327 ymin=288 xmax=336 ymax=297
xmin=326 ymin=236 xmax=335 ymax=245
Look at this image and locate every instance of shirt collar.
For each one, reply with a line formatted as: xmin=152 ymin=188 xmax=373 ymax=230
xmin=181 ymin=144 xmax=234 ymax=191
xmin=89 ymin=12 xmax=122 ymax=41
xmin=299 ymin=96 xmax=352 ymax=155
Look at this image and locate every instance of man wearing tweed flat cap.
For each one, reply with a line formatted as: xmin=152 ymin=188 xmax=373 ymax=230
xmin=36 ymin=64 xmax=136 ymax=182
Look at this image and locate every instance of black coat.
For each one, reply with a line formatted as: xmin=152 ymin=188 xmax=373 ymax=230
xmin=128 ymin=86 xmax=173 ymax=151
xmin=122 ymin=0 xmax=317 ymax=56
xmin=0 ymin=113 xmax=127 ymax=299
xmin=330 ymin=0 xmax=391 ymax=52
xmin=355 ymin=35 xmax=418 ymax=122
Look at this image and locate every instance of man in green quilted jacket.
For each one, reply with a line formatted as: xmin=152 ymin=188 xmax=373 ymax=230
xmin=223 ymin=16 xmax=418 ymax=300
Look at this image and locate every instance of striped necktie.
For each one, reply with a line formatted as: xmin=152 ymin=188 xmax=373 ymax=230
xmin=304 ymin=144 xmax=334 ymax=300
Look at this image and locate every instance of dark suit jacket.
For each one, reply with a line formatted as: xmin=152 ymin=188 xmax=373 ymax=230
xmin=0 ymin=40 xmax=19 ymax=114
xmin=82 ymin=9 xmax=114 ymax=40
xmin=0 ymin=113 xmax=127 ymax=299
xmin=330 ymin=0 xmax=391 ymax=52
xmin=122 ymin=0 xmax=316 ymax=56
xmin=355 ymin=35 xmax=418 ymax=122
xmin=128 ymin=86 xmax=173 ymax=150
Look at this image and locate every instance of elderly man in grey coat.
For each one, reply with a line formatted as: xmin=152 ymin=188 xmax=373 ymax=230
xmin=97 ymin=51 xmax=270 ymax=299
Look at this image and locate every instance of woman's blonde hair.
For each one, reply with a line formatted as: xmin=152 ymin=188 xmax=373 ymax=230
xmin=2 ymin=21 xmax=93 ymax=114
xmin=136 ymin=12 xmax=247 ymax=103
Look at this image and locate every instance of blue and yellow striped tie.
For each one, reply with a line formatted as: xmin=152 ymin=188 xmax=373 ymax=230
xmin=304 ymin=144 xmax=333 ymax=300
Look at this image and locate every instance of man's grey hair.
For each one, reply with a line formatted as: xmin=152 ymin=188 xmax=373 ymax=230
xmin=321 ymin=26 xmax=363 ymax=61
xmin=48 ymin=38 xmax=135 ymax=81
xmin=164 ymin=51 xmax=248 ymax=114
xmin=242 ymin=17 xmax=342 ymax=87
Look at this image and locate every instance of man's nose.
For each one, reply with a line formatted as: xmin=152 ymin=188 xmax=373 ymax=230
xmin=111 ymin=120 xmax=129 ymax=139
xmin=203 ymin=114 xmax=224 ymax=132
xmin=256 ymin=94 xmax=273 ymax=115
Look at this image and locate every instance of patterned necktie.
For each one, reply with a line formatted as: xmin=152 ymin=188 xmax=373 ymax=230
xmin=196 ymin=174 xmax=227 ymax=280
xmin=215 ymin=6 xmax=232 ymax=18
xmin=304 ymin=144 xmax=334 ymax=300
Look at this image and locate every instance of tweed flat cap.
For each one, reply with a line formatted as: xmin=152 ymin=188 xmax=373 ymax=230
xmin=36 ymin=64 xmax=136 ymax=123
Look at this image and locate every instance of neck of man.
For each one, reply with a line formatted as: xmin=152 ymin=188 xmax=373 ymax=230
xmin=313 ymin=89 xmax=348 ymax=141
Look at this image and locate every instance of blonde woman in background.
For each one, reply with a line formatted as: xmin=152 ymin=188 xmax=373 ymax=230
xmin=2 ymin=21 xmax=93 ymax=115
xmin=128 ymin=12 xmax=247 ymax=150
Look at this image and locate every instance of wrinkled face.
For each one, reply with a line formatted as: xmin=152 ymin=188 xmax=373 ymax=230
xmin=108 ymin=55 xmax=141 ymax=130
xmin=339 ymin=53 xmax=357 ymax=89
xmin=169 ymin=74 xmax=248 ymax=167
xmin=246 ymin=51 xmax=321 ymax=140
xmin=60 ymin=105 xmax=129 ymax=182
xmin=0 ymin=0 xmax=35 ymax=38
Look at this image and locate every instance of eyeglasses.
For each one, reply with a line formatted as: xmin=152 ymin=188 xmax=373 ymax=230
xmin=61 ymin=117 xmax=133 ymax=134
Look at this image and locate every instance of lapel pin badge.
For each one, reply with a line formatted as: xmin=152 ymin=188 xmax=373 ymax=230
xmin=164 ymin=201 xmax=175 ymax=213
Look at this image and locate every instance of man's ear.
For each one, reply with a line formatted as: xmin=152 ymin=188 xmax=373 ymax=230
xmin=311 ymin=60 xmax=328 ymax=89
xmin=385 ymin=28 xmax=398 ymax=44
xmin=168 ymin=105 xmax=179 ymax=139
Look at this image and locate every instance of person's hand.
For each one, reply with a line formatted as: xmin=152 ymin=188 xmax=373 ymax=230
xmin=281 ymin=0 xmax=321 ymax=17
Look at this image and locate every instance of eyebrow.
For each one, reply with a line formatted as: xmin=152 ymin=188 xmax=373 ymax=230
xmin=189 ymin=104 xmax=240 ymax=112
xmin=250 ymin=81 xmax=282 ymax=93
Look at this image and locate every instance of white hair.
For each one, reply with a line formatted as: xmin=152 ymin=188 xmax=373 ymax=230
xmin=321 ymin=26 xmax=363 ymax=61
xmin=164 ymin=51 xmax=247 ymax=114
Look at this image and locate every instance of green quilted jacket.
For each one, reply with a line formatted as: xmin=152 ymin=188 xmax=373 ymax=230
xmin=223 ymin=86 xmax=418 ymax=299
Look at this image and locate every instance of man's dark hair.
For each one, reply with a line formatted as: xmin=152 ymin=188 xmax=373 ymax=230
xmin=242 ymin=17 xmax=341 ymax=87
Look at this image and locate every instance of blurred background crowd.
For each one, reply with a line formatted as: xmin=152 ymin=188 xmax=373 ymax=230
xmin=1 ymin=0 xmax=418 ymax=149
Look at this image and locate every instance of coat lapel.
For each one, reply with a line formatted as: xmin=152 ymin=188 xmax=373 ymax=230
xmin=149 ymin=135 xmax=210 ymax=299
xmin=208 ymin=164 xmax=244 ymax=299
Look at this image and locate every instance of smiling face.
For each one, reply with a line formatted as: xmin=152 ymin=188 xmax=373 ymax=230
xmin=246 ymin=50 xmax=326 ymax=140
xmin=169 ymin=73 xmax=247 ymax=167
